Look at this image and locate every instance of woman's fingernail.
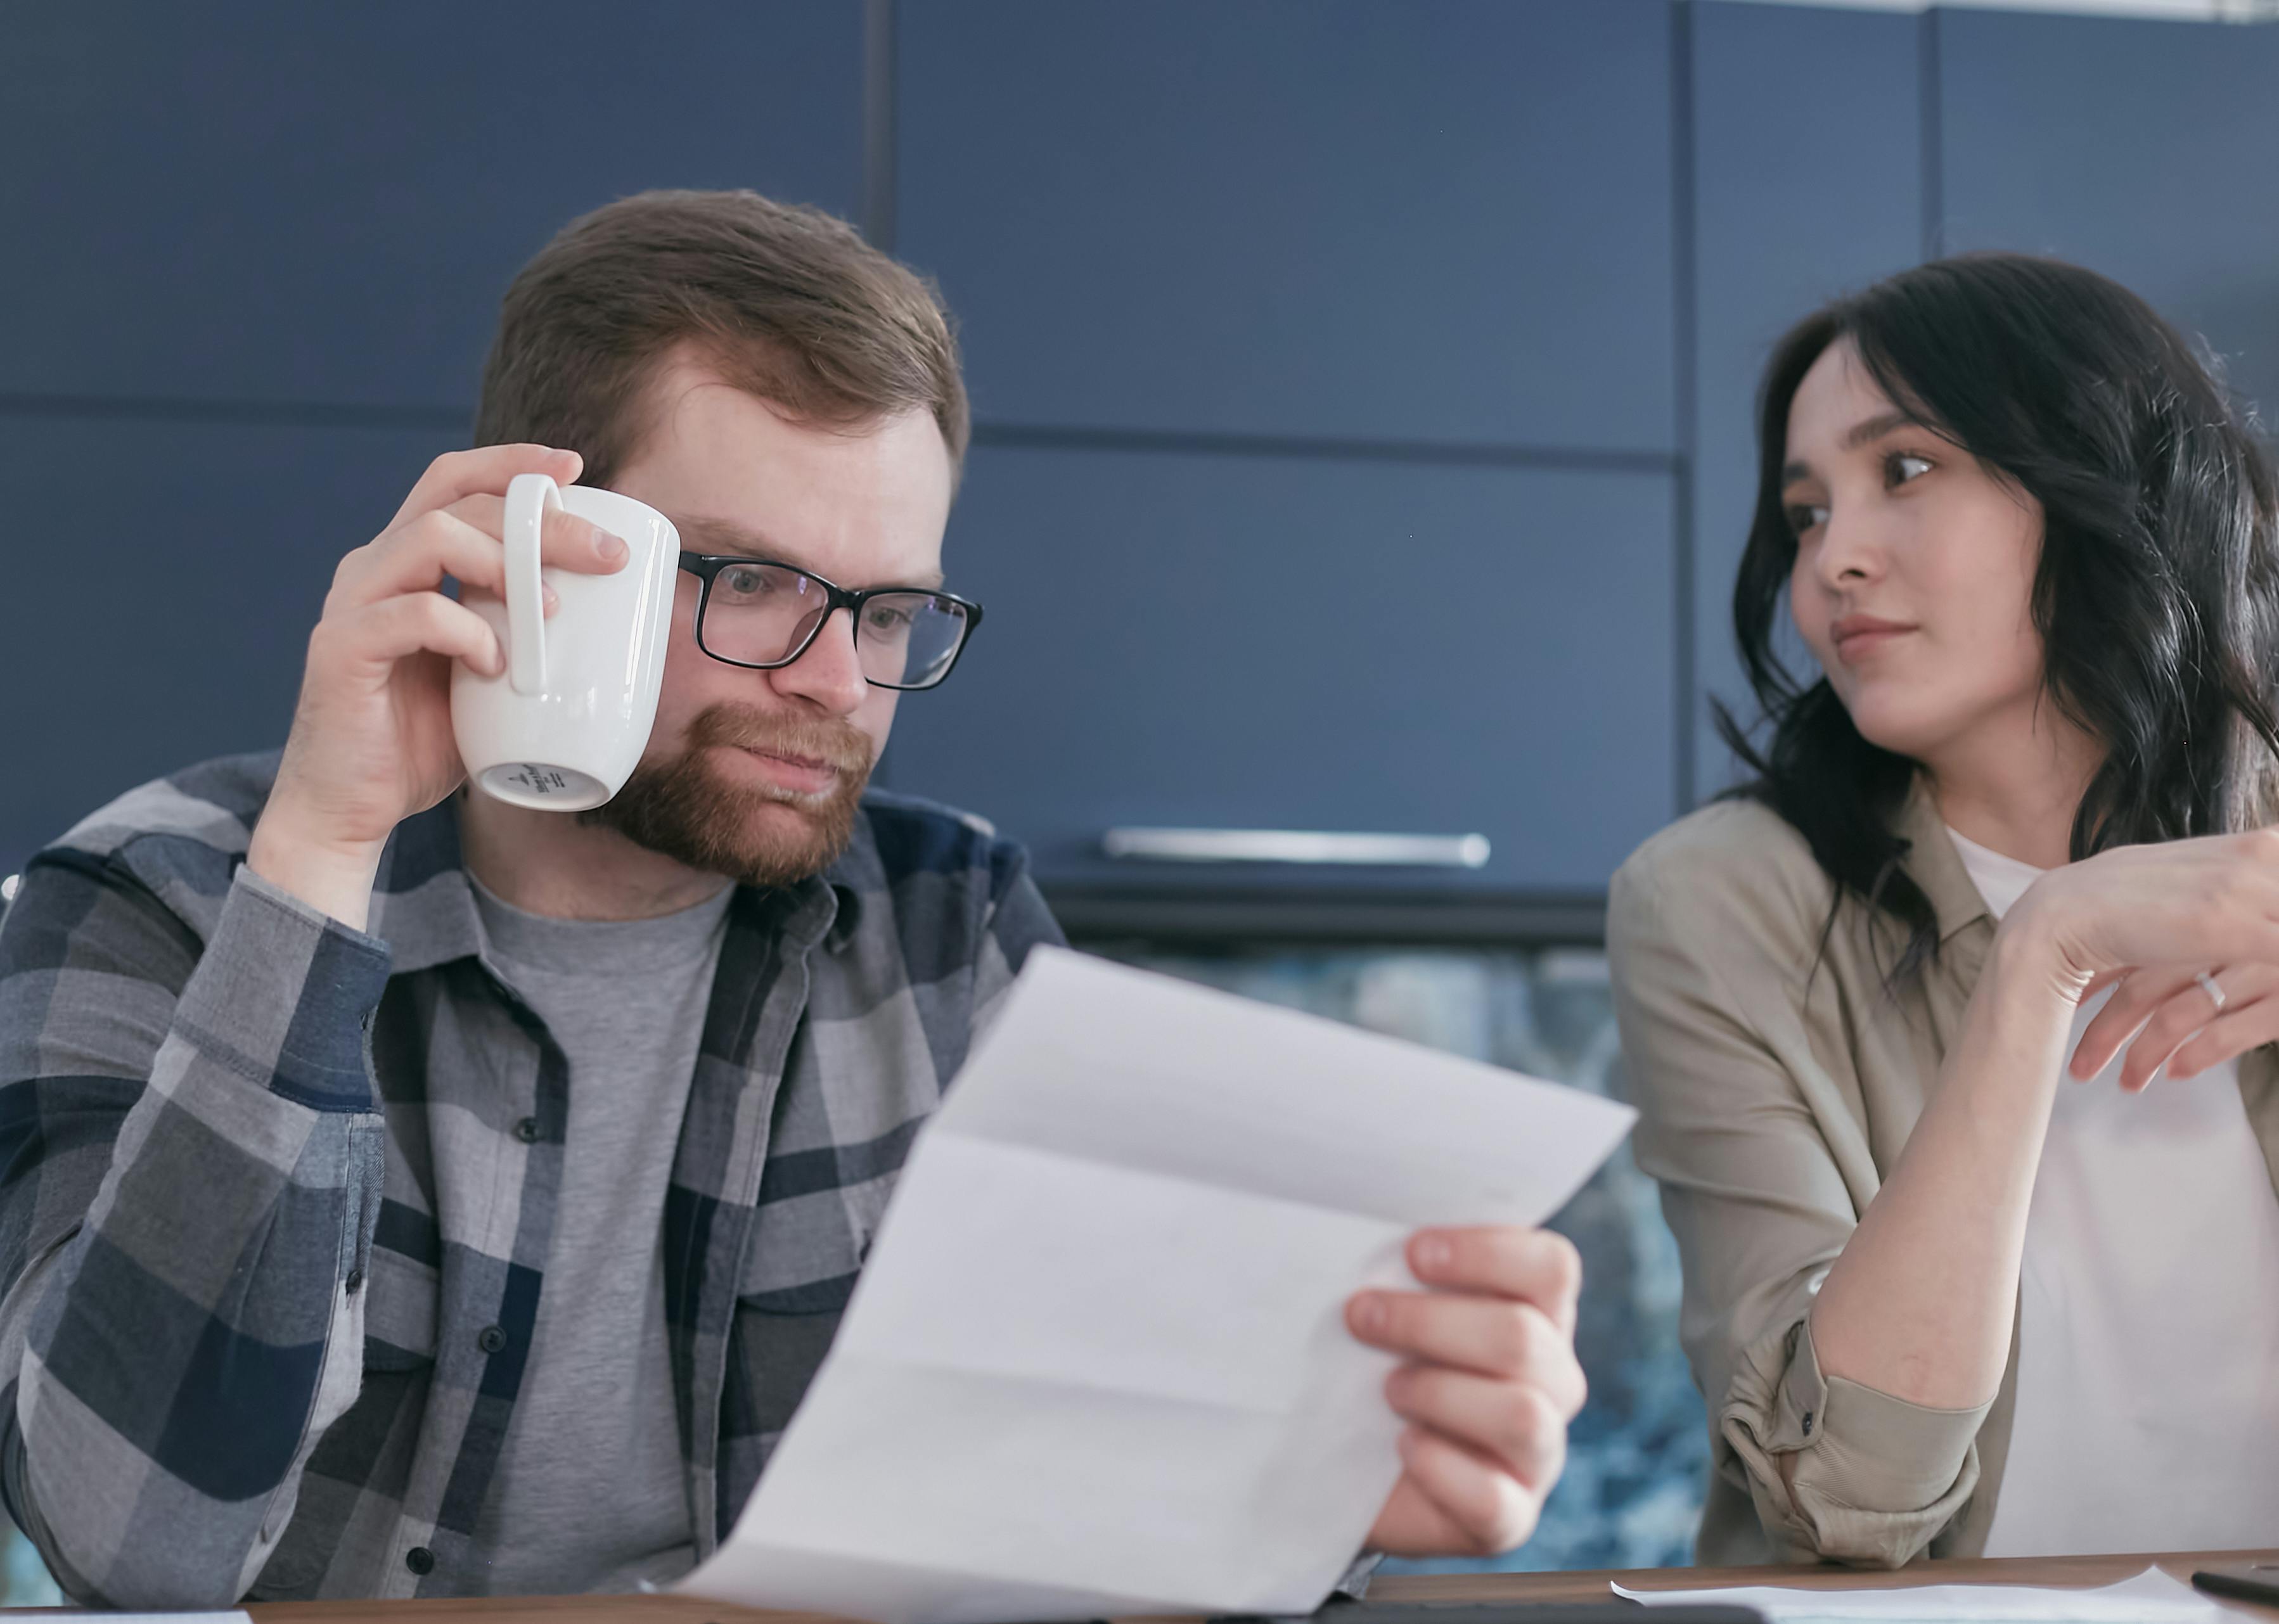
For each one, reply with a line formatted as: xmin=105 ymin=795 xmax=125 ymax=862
xmin=542 ymin=584 xmax=560 ymax=613
xmin=1352 ymin=1295 xmax=1387 ymax=1334
xmin=1415 ymin=1236 xmax=1453 ymax=1274
xmin=596 ymin=530 xmax=626 ymax=563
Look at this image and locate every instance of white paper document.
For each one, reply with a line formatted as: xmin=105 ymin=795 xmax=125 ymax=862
xmin=678 ymin=946 xmax=1634 ymax=1624
xmin=1613 ymin=1568 xmax=2228 ymax=1624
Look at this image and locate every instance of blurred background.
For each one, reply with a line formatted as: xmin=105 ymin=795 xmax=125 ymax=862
xmin=6 ymin=0 xmax=2279 ymax=1603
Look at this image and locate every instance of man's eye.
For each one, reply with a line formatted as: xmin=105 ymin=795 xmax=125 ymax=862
xmin=1889 ymin=452 xmax=1934 ymax=486
xmin=1786 ymin=503 xmax=1830 ymax=536
xmin=720 ymin=567 xmax=769 ymax=596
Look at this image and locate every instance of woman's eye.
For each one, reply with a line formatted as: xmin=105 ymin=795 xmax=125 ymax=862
xmin=1888 ymin=452 xmax=1934 ymax=486
xmin=1786 ymin=502 xmax=1830 ymax=536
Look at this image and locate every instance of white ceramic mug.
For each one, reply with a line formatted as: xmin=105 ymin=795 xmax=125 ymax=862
xmin=450 ymin=473 xmax=679 ymax=811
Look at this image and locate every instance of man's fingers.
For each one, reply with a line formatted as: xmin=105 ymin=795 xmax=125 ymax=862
xmin=1394 ymin=1427 xmax=1541 ymax=1557
xmin=1385 ymin=1365 xmax=1572 ymax=1482
xmin=1405 ymin=1227 xmax=1582 ymax=1333
xmin=433 ymin=493 xmax=629 ymax=575
xmin=1347 ymin=1289 xmax=1579 ymax=1395
xmin=389 ymin=444 xmax=582 ymax=528
xmin=321 ymin=592 xmax=503 ymax=677
xmin=338 ymin=505 xmax=626 ymax=611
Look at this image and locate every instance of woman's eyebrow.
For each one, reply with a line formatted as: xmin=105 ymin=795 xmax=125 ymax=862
xmin=1781 ymin=409 xmax=1927 ymax=485
xmin=1842 ymin=409 xmax=1922 ymax=449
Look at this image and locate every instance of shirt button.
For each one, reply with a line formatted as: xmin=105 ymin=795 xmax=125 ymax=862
xmin=405 ymin=1547 xmax=435 ymax=1576
xmin=514 ymin=1116 xmax=542 ymax=1144
xmin=477 ymin=1325 xmax=507 ymax=1355
xmin=345 ymin=1269 xmax=366 ymax=1295
xmin=1802 ymin=1410 xmax=1816 ymax=1437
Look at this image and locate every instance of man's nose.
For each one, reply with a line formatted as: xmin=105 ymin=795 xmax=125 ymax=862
xmin=768 ymin=607 xmax=870 ymax=715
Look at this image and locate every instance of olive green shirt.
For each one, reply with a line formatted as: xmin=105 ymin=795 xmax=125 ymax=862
xmin=1607 ymin=786 xmax=2279 ymax=1570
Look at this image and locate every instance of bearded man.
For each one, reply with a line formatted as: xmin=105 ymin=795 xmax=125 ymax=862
xmin=0 ymin=190 xmax=1586 ymax=1608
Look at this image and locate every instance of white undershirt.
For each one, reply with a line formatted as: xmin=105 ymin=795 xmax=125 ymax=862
xmin=1949 ymin=828 xmax=2279 ymax=1556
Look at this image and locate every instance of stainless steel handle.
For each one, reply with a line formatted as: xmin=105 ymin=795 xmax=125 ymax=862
xmin=1101 ymin=828 xmax=1491 ymax=869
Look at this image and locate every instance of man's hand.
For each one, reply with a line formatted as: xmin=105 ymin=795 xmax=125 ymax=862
xmin=1347 ymin=1226 xmax=1586 ymax=1557
xmin=247 ymin=444 xmax=627 ymax=929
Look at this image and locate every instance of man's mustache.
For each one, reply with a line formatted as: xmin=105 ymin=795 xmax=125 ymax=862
xmin=684 ymin=704 xmax=873 ymax=775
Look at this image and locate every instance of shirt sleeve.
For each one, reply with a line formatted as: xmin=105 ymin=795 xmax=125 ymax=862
xmin=0 ymin=853 xmax=392 ymax=1608
xmin=1607 ymin=846 xmax=1987 ymax=1569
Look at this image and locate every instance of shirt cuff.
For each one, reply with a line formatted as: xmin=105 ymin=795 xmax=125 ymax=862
xmin=1722 ymin=1315 xmax=1987 ymax=1567
xmin=169 ymin=866 xmax=392 ymax=1114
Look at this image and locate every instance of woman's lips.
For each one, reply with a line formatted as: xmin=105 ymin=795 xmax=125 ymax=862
xmin=1830 ymin=616 xmax=1916 ymax=665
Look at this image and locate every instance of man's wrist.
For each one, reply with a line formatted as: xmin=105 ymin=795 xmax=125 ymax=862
xmin=246 ymin=803 xmax=387 ymax=933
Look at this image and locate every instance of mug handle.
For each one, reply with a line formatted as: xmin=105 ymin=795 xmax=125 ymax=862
xmin=501 ymin=473 xmax=556 ymax=696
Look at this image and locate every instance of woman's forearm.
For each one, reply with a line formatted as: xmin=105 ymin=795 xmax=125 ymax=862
xmin=1807 ymin=917 xmax=2078 ymax=1410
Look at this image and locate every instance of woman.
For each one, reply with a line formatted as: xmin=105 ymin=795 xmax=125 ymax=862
xmin=1609 ymin=253 xmax=2279 ymax=1568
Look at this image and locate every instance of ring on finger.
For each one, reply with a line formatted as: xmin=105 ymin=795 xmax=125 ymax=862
xmin=2197 ymin=970 xmax=2228 ymax=1014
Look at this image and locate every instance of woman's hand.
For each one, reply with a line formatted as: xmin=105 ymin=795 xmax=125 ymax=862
xmin=2006 ymin=830 xmax=2279 ymax=990
xmin=2003 ymin=830 xmax=2279 ymax=1089
xmin=2069 ymin=962 xmax=2279 ymax=1089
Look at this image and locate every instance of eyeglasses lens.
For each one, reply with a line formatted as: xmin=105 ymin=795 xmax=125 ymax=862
xmin=703 ymin=563 xmax=970 ymax=689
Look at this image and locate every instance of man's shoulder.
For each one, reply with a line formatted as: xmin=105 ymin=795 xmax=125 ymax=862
xmin=21 ymin=750 xmax=285 ymax=946
xmin=48 ymin=750 xmax=283 ymax=871
xmin=851 ymin=789 xmax=1029 ymax=891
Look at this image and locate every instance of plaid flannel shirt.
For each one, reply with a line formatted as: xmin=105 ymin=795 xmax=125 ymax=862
xmin=0 ymin=750 xmax=1062 ymax=1608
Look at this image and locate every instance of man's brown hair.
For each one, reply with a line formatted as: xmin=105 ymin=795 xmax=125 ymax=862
xmin=474 ymin=188 xmax=968 ymax=489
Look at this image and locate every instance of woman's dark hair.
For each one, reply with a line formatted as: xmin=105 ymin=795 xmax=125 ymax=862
xmin=1722 ymin=252 xmax=2279 ymax=979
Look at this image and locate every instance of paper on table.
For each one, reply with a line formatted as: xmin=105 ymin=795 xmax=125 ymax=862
xmin=1612 ymin=1567 xmax=2228 ymax=1624
xmin=679 ymin=945 xmax=1634 ymax=1624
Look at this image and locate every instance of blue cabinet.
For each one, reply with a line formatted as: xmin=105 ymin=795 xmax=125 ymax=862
xmin=1688 ymin=3 xmax=1925 ymax=801
xmin=0 ymin=1 xmax=863 ymax=411
xmin=887 ymin=0 xmax=1685 ymax=900
xmin=897 ymin=0 xmax=1677 ymax=454
xmin=885 ymin=444 xmax=1676 ymax=892
xmin=0 ymin=419 xmax=461 ymax=870
xmin=1937 ymin=11 xmax=2279 ymax=440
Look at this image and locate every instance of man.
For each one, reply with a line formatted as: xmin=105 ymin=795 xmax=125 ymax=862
xmin=0 ymin=190 xmax=1584 ymax=1607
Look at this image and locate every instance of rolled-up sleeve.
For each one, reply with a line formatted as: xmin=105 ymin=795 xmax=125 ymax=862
xmin=1608 ymin=842 xmax=1985 ymax=1568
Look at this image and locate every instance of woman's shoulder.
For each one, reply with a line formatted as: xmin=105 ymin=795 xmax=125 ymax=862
xmin=1610 ymin=795 xmax=1837 ymax=958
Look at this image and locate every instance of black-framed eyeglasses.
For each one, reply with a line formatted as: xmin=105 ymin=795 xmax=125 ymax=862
xmin=676 ymin=553 xmax=984 ymax=692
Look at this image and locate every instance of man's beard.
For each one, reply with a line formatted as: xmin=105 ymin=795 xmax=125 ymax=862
xmin=582 ymin=702 xmax=876 ymax=888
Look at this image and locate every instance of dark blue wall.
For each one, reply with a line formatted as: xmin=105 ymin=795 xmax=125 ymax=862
xmin=0 ymin=0 xmax=862 ymax=866
xmin=6 ymin=2 xmax=2277 ymax=898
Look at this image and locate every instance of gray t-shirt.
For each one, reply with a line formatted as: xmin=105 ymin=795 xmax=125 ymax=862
xmin=466 ymin=876 xmax=735 ymax=1594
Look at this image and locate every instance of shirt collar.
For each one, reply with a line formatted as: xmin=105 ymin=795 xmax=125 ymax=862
xmin=366 ymin=794 xmax=868 ymax=977
xmin=1894 ymin=776 xmax=1992 ymax=945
